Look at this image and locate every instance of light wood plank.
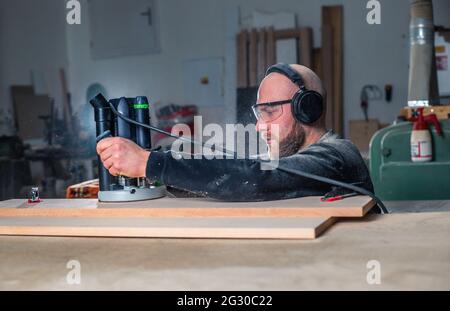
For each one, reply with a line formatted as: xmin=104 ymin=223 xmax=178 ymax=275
xmin=313 ymin=47 xmax=322 ymax=77
xmin=0 ymin=216 xmax=336 ymax=239
xmin=321 ymin=25 xmax=334 ymax=130
xmin=59 ymin=68 xmax=73 ymax=134
xmin=266 ymin=27 xmax=276 ymax=67
xmin=257 ymin=29 xmax=267 ymax=83
xmin=299 ymin=27 xmax=313 ymax=68
xmin=0 ymin=196 xmax=375 ymax=218
xmin=274 ymin=28 xmax=300 ymax=40
xmin=236 ymin=30 xmax=248 ymax=88
xmin=322 ymin=6 xmax=343 ymax=135
xmin=249 ymin=29 xmax=258 ymax=86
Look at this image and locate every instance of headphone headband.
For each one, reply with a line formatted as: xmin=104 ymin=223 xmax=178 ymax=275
xmin=265 ymin=63 xmax=305 ymax=88
xmin=264 ymin=63 xmax=324 ymax=125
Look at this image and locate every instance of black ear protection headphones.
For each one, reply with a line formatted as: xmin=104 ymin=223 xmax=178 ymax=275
xmin=265 ymin=63 xmax=324 ymax=125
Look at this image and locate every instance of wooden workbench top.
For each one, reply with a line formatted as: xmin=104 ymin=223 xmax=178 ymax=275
xmin=1 ymin=211 xmax=449 ymax=290
xmin=0 ymin=196 xmax=375 ymax=217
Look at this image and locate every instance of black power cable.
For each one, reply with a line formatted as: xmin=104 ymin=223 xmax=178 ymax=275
xmin=107 ymin=101 xmax=388 ymax=214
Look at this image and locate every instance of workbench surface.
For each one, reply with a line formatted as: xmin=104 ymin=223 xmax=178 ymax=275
xmin=1 ymin=211 xmax=449 ymax=290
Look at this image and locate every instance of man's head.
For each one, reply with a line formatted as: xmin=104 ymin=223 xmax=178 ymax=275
xmin=255 ymin=64 xmax=327 ymax=158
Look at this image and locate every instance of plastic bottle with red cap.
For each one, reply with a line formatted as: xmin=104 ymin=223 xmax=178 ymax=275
xmin=410 ymin=107 xmax=443 ymax=162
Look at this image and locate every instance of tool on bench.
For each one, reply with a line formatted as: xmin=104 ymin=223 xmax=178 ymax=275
xmin=91 ymin=92 xmax=387 ymax=213
xmin=28 ymin=187 xmax=41 ymax=204
xmin=321 ymin=192 xmax=359 ymax=202
xmin=90 ymin=94 xmax=166 ymax=202
xmin=321 ymin=186 xmax=360 ymax=202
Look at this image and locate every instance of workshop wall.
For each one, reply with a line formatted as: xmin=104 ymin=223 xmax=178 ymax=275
xmin=1 ymin=0 xmax=449 ymax=138
xmin=66 ymin=0 xmax=231 ymax=127
xmin=0 ymin=0 xmax=69 ymax=136
xmin=66 ymin=0 xmax=450 ymax=137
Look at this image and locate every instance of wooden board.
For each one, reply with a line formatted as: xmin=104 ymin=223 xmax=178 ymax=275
xmin=271 ymin=27 xmax=313 ymax=68
xmin=266 ymin=27 xmax=276 ymax=66
xmin=323 ymin=6 xmax=343 ymax=134
xmin=236 ymin=30 xmax=248 ymax=88
xmin=322 ymin=6 xmax=343 ymax=135
xmin=0 ymin=196 xmax=375 ymax=218
xmin=0 ymin=216 xmax=336 ymax=240
xmin=299 ymin=28 xmax=313 ymax=68
xmin=248 ymin=29 xmax=258 ymax=87
xmin=313 ymin=48 xmax=322 ymax=78
xmin=321 ymin=25 xmax=334 ymax=130
xmin=66 ymin=179 xmax=99 ymax=199
xmin=349 ymin=119 xmax=382 ymax=152
xmin=257 ymin=29 xmax=267 ymax=83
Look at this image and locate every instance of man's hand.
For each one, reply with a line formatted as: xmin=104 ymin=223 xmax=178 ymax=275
xmin=96 ymin=137 xmax=150 ymax=178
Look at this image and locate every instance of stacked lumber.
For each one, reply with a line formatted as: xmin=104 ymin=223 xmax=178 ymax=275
xmin=0 ymin=196 xmax=375 ymax=240
xmin=66 ymin=179 xmax=99 ymax=199
xmin=237 ymin=27 xmax=313 ymax=88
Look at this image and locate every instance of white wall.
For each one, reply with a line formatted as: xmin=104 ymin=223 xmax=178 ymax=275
xmin=1 ymin=0 xmax=449 ymax=137
xmin=66 ymin=0 xmax=450 ymax=137
xmin=0 ymin=0 xmax=68 ymax=136
xmin=66 ymin=0 xmax=231 ymax=127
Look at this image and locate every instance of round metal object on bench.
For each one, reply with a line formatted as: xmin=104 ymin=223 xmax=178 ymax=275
xmin=98 ymin=186 xmax=166 ymax=203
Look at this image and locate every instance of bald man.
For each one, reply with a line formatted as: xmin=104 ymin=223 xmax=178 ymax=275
xmin=96 ymin=63 xmax=373 ymax=201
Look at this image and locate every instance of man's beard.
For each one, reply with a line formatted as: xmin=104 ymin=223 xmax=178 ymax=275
xmin=278 ymin=122 xmax=305 ymax=158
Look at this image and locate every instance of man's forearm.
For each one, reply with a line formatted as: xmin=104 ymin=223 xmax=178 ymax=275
xmin=145 ymin=150 xmax=340 ymax=201
xmin=146 ymin=151 xmax=276 ymax=200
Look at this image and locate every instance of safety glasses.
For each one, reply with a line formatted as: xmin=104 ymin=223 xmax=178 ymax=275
xmin=251 ymin=99 xmax=291 ymax=122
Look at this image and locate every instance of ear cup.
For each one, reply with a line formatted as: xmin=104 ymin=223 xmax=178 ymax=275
xmin=266 ymin=63 xmax=324 ymax=124
xmin=291 ymin=90 xmax=324 ymax=124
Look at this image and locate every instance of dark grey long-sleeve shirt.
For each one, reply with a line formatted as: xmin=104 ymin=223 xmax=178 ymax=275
xmin=146 ymin=131 xmax=374 ymax=201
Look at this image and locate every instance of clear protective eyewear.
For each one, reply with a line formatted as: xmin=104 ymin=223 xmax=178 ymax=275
xmin=251 ymin=99 xmax=291 ymax=122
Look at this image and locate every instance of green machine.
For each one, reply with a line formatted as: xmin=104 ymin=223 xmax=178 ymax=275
xmin=369 ymin=118 xmax=450 ymax=201
xmin=369 ymin=0 xmax=450 ymax=201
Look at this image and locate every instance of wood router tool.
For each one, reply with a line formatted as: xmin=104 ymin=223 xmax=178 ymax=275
xmin=90 ymin=94 xmax=166 ymax=202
